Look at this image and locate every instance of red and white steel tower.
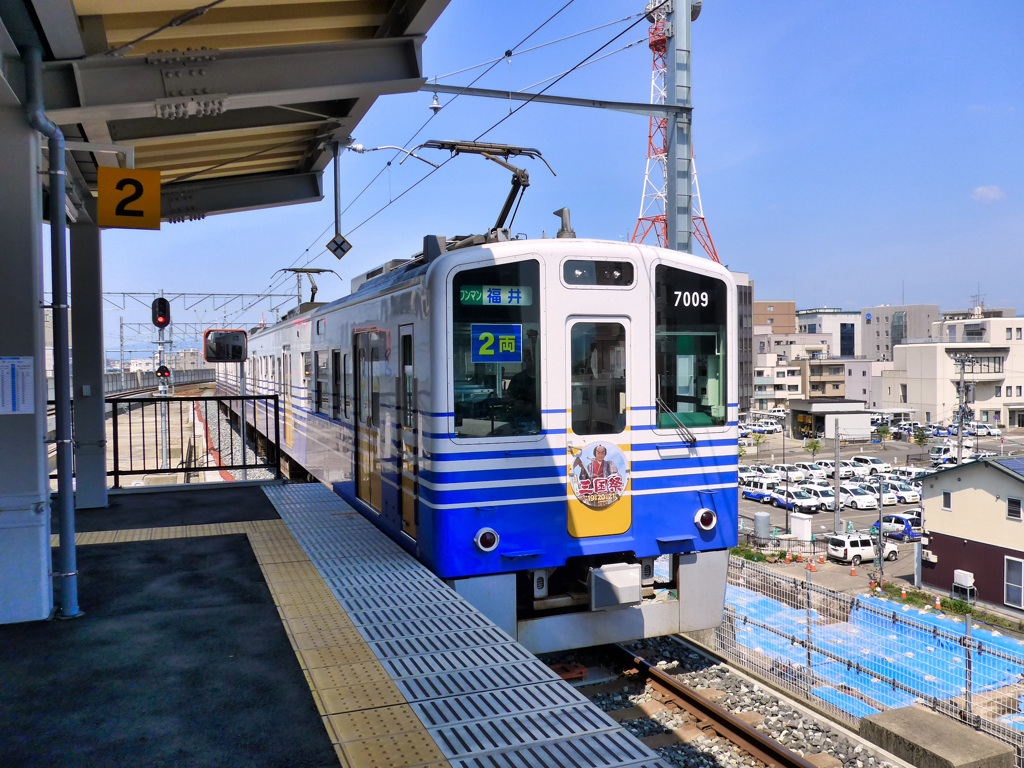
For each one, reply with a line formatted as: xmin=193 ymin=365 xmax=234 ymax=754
xmin=630 ymin=4 xmax=720 ymax=263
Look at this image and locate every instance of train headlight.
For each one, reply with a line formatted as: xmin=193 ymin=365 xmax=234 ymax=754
xmin=474 ymin=527 xmax=499 ymax=552
xmin=694 ymin=508 xmax=717 ymax=532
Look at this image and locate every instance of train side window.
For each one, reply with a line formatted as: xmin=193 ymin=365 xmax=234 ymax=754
xmin=451 ymin=260 xmax=541 ymax=438
xmin=331 ymin=350 xmax=341 ymax=419
xmin=343 ymin=353 xmax=351 ymax=418
xmin=315 ymin=351 xmax=329 ymax=415
xmin=370 ymin=344 xmax=381 ymax=428
xmin=654 ymin=266 xmax=729 ymax=428
xmin=400 ymin=328 xmax=415 ymax=429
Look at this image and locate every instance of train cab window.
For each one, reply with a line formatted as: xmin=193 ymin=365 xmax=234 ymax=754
xmin=571 ymin=322 xmax=626 ymax=435
xmin=654 ymin=266 xmax=729 ymax=428
xmin=452 ymin=260 xmax=541 ymax=438
xmin=563 ymin=259 xmax=634 ymax=287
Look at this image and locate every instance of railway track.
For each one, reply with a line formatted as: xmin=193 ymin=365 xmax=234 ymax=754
xmin=548 ymin=639 xmax=897 ymax=768
xmin=606 ymin=644 xmax=819 ymax=768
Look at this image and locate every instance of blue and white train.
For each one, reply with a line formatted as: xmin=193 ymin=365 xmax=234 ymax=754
xmin=223 ymin=228 xmax=738 ymax=652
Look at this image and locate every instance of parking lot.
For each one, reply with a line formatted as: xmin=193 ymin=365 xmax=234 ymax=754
xmin=737 ymin=430 xmax=1018 ymax=538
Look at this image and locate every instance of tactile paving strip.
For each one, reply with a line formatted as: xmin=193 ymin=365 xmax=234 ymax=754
xmin=263 ymin=483 xmax=671 ymax=768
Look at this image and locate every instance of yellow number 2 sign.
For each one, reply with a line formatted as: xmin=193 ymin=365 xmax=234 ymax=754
xmin=97 ymin=167 xmax=162 ymax=230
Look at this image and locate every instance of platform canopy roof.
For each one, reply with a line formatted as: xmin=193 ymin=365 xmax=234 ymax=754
xmin=0 ymin=0 xmax=449 ymax=222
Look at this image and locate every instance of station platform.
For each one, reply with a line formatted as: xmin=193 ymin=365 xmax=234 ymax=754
xmin=0 ymin=481 xmax=668 ymax=768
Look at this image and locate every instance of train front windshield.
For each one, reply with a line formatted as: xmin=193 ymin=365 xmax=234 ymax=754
xmin=654 ymin=266 xmax=729 ymax=428
xmin=452 ymin=260 xmax=541 ymax=438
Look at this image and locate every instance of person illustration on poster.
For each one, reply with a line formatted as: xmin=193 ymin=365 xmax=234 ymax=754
xmin=572 ymin=444 xmax=618 ymax=480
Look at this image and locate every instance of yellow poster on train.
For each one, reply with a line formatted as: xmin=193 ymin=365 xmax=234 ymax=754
xmin=567 ymin=441 xmax=631 ymax=537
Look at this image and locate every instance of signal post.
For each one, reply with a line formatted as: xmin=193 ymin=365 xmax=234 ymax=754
xmin=151 ymin=296 xmax=172 ymax=469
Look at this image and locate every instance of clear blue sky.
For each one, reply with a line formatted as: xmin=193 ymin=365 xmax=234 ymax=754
xmin=94 ymin=0 xmax=1024 ymax=349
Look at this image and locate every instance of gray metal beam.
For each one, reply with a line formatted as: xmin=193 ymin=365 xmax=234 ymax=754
xmin=162 ymin=170 xmax=323 ymax=219
xmin=424 ymin=83 xmax=692 ymax=119
xmin=5 ymin=37 xmax=425 ymax=124
xmin=107 ymin=99 xmax=355 ymax=142
xmin=28 ymin=0 xmax=85 ymax=59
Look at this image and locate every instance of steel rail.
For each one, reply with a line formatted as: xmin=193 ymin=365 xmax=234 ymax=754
xmin=613 ymin=644 xmax=820 ymax=768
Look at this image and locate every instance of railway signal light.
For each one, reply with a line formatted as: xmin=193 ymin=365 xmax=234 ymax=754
xmin=151 ymin=297 xmax=171 ymax=329
xmin=156 ymin=365 xmax=171 ymax=380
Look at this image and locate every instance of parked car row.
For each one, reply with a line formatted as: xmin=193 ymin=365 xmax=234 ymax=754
xmin=738 ymin=462 xmax=928 ymax=513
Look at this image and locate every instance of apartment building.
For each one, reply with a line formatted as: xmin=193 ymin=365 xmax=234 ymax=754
xmin=753 ymin=301 xmax=796 ymax=334
xmin=861 ymin=304 xmax=940 ymax=361
xmin=881 ymin=310 xmax=1024 ymax=427
xmin=796 ymin=307 xmax=861 ymax=357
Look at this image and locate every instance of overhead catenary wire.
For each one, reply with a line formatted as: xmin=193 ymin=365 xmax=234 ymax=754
xmin=431 ymin=12 xmax=644 ymax=82
xmin=226 ymin=0 xmax=659 ymax=325
xmin=226 ymin=1 xmax=586 ymax=320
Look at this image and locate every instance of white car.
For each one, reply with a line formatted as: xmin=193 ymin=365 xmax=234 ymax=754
xmin=794 ymin=461 xmax=828 ymax=479
xmin=738 ymin=465 xmax=757 ymax=484
xmin=839 ymin=484 xmax=879 ymax=510
xmin=816 ymin=460 xmax=852 ymax=480
xmin=886 ymin=482 xmax=921 ymax=504
xmin=854 ymin=481 xmax=898 ymax=506
xmin=750 ymin=464 xmax=783 ymax=483
xmin=800 ymin=485 xmax=838 ymax=511
xmin=851 ymin=455 xmax=892 ymax=475
xmin=975 ymin=424 xmax=1001 ymax=436
xmin=753 ymin=420 xmax=782 ymax=434
xmin=772 ymin=464 xmax=806 ymax=483
xmin=827 ymin=533 xmax=898 ymax=565
xmin=771 ymin=488 xmax=820 ymax=512
xmin=840 ymin=460 xmax=870 ymax=479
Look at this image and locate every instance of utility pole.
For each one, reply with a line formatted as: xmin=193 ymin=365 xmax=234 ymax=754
xmin=954 ymin=354 xmax=977 ymax=465
xmin=119 ymin=316 xmax=126 ymax=391
xmin=833 ymin=418 xmax=841 ymax=534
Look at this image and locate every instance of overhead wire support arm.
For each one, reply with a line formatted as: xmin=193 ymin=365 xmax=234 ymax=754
xmin=421 ymin=84 xmax=691 ymax=121
xmin=414 ymin=140 xmax=556 ymax=231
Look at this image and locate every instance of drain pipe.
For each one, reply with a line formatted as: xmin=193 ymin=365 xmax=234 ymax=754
xmin=22 ymin=46 xmax=80 ymax=619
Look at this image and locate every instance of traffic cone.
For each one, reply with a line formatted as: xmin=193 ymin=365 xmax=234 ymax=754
xmin=870 ymin=578 xmax=876 ymax=589
xmin=934 ymin=595 xmax=942 ymax=610
xmin=785 ymin=552 xmax=791 ymax=564
xmin=819 ymin=554 xmax=825 ymax=564
xmin=809 ymin=561 xmax=817 ymax=572
xmin=796 ymin=553 xmax=802 ymax=563
xmin=850 ymin=565 xmax=857 ymax=577
xmin=901 ymin=585 xmax=907 ymax=600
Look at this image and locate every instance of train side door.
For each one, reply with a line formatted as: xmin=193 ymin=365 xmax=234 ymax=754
xmin=398 ymin=325 xmax=417 ymax=539
xmin=354 ymin=331 xmax=383 ymax=512
xmin=282 ymin=349 xmax=293 ymax=447
xmin=566 ymin=318 xmax=632 ymax=538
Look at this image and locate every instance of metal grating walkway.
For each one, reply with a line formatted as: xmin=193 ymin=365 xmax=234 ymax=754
xmin=264 ymin=483 xmax=669 ymax=768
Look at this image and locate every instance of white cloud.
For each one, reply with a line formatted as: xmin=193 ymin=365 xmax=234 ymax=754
xmin=972 ymin=185 xmax=1006 ymax=203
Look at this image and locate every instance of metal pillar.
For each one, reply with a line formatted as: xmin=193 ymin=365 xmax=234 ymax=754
xmin=665 ymin=0 xmax=693 ymax=253
xmin=0 ymin=94 xmax=53 ymax=623
xmin=70 ymin=223 xmax=108 ymax=509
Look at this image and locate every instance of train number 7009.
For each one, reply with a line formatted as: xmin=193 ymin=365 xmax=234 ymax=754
xmin=673 ymin=290 xmax=709 ymax=308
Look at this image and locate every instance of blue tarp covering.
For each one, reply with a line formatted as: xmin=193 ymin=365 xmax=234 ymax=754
xmin=727 ymin=584 xmax=1024 ymax=720
xmin=812 ymin=686 xmax=880 ymax=718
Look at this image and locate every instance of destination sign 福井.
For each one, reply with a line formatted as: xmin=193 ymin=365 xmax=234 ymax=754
xmin=459 ymin=286 xmax=534 ymax=306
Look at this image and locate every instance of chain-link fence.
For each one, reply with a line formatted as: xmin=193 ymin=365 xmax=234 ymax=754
xmin=713 ymin=557 xmax=1024 ymax=765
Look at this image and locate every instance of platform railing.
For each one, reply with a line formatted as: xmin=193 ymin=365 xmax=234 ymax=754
xmin=107 ymin=394 xmax=281 ymax=488
xmin=711 ymin=557 xmax=1024 ymax=765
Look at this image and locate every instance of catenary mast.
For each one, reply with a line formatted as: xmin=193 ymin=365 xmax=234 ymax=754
xmin=630 ymin=1 xmax=720 ymax=263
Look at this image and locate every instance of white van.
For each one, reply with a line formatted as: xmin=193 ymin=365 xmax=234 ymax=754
xmin=826 ymin=533 xmax=898 ymax=565
xmin=741 ymin=478 xmax=777 ymax=503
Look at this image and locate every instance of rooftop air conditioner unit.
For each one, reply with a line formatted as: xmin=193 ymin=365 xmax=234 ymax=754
xmin=953 ymin=569 xmax=975 ymax=588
